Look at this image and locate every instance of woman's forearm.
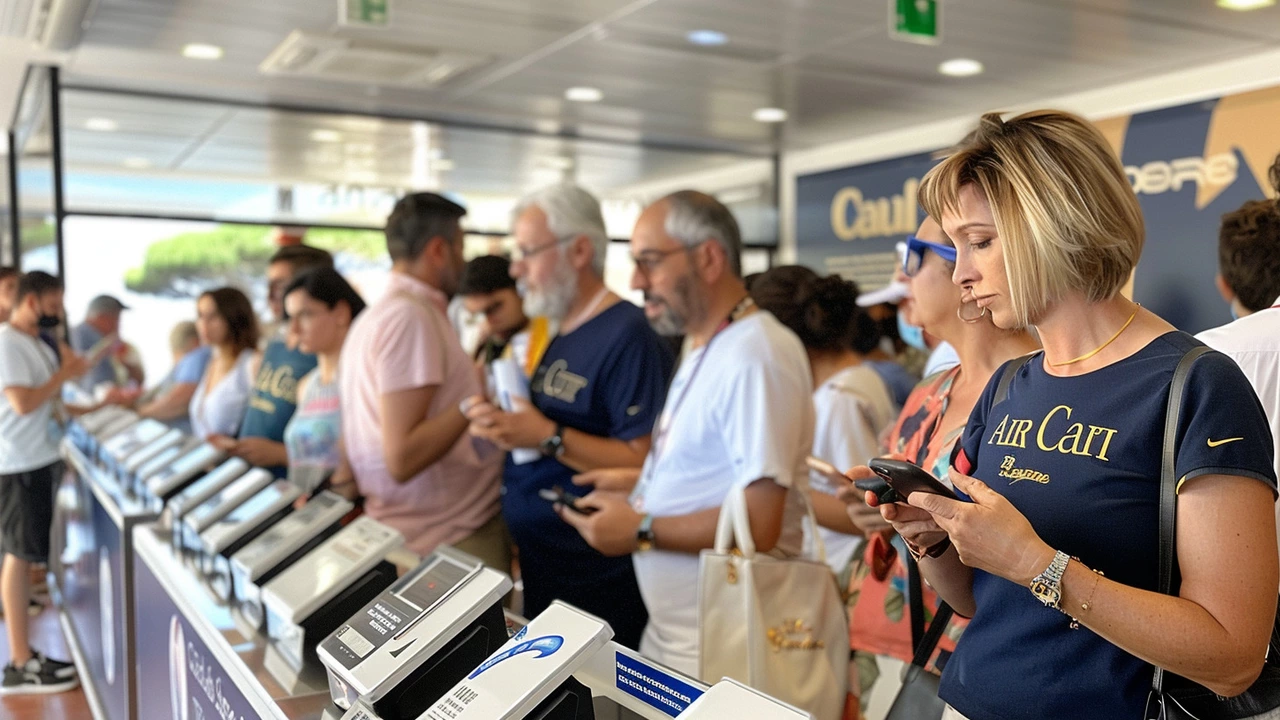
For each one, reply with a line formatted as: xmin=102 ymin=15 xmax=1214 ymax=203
xmin=920 ymin=545 xmax=977 ymax=617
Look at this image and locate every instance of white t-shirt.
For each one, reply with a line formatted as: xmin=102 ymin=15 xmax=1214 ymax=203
xmin=0 ymin=324 xmax=62 ymax=474
xmin=630 ymin=312 xmax=814 ymax=675
xmin=1197 ymin=300 xmax=1280 ymax=562
xmin=809 ymin=364 xmax=898 ymax=574
xmin=924 ymin=341 xmax=960 ymax=377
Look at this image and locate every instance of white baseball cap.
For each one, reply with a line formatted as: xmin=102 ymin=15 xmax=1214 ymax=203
xmin=856 ymin=280 xmax=909 ymax=307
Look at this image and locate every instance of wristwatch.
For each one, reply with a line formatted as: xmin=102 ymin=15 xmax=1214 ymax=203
xmin=539 ymin=424 xmax=565 ymax=458
xmin=1029 ymin=550 xmax=1071 ymax=610
xmin=636 ymin=515 xmax=655 ymax=552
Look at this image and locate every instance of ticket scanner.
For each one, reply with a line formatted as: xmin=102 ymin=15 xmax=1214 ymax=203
xmin=70 ymin=406 xmax=130 ymax=452
xmin=99 ymin=418 xmax=168 ymax=473
xmin=261 ymin=516 xmax=403 ymax=671
xmin=389 ymin=601 xmax=612 ymax=720
xmin=140 ymin=442 xmax=227 ymax=510
xmin=676 ymin=679 xmax=814 ymax=719
xmin=199 ymin=480 xmax=301 ymax=562
xmin=131 ymin=438 xmax=199 ymax=496
xmin=317 ymin=547 xmax=512 ymax=719
xmin=178 ymin=467 xmax=274 ymax=554
xmin=118 ymin=427 xmax=184 ymax=480
xmin=90 ymin=414 xmax=144 ymax=460
xmin=230 ymin=491 xmax=354 ymax=629
xmin=163 ymin=457 xmax=250 ymax=536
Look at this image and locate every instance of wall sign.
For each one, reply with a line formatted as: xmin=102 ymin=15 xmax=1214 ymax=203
xmin=794 ymin=85 xmax=1280 ymax=334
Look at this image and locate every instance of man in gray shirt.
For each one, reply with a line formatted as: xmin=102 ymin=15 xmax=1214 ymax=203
xmin=0 ymin=271 xmax=99 ymax=695
xmin=70 ymin=294 xmax=138 ymax=395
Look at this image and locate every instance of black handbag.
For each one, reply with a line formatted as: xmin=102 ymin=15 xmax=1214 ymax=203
xmin=1147 ymin=345 xmax=1280 ymax=720
xmin=885 ymin=551 xmax=954 ymax=720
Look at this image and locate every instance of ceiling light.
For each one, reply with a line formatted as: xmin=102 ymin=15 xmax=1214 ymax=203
xmin=565 ymin=86 xmax=603 ymax=103
xmin=687 ymin=29 xmax=728 ymax=46
xmin=1217 ymin=0 xmax=1275 ymax=9
xmin=122 ymin=157 xmax=151 ymax=169
xmin=85 ymin=117 xmax=118 ymax=132
xmin=182 ymin=43 xmax=224 ymax=60
xmin=752 ymin=107 xmax=788 ymax=123
xmin=540 ymin=156 xmax=575 ymax=171
xmin=433 ymin=159 xmax=455 ymax=171
xmin=310 ymin=129 xmax=342 ymax=143
xmin=938 ymin=58 xmax=984 ymax=77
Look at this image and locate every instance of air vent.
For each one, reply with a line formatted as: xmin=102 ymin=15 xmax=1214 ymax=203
xmin=0 ymin=0 xmax=90 ymax=49
xmin=260 ymin=31 xmax=488 ymax=88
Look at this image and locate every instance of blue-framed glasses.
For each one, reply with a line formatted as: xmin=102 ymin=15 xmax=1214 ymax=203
xmin=902 ymin=235 xmax=958 ymax=276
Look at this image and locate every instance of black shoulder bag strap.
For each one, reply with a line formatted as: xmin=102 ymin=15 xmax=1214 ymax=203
xmin=1151 ymin=345 xmax=1213 ymax=698
xmin=904 ymin=352 xmax=1039 ymax=667
xmin=906 ymin=552 xmax=953 ymax=668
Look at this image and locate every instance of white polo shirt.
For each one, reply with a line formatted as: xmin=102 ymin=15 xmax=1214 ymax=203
xmin=1197 ymin=297 xmax=1280 ymax=559
xmin=630 ymin=311 xmax=814 ymax=675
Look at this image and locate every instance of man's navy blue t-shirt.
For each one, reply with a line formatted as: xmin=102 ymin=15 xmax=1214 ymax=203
xmin=503 ymin=301 xmax=673 ymax=649
xmin=943 ymin=332 xmax=1276 ymax=720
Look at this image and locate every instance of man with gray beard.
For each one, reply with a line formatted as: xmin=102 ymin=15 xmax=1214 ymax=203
xmin=465 ymin=183 xmax=672 ymax=647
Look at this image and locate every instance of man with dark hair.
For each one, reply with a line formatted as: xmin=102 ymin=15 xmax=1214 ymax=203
xmin=1197 ymin=158 xmax=1280 ymax=567
xmin=0 ymin=271 xmax=113 ymax=693
xmin=0 ymin=267 xmax=18 ymax=324
xmin=213 ymin=243 xmax=333 ymax=475
xmin=340 ymin=194 xmax=508 ymax=569
xmin=457 ymin=255 xmax=528 ymax=365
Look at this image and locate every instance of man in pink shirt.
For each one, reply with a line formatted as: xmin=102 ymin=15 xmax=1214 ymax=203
xmin=339 ymin=193 xmax=507 ymax=569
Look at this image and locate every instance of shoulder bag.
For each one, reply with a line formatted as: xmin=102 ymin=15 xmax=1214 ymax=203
xmin=1148 ymin=345 xmax=1280 ymax=719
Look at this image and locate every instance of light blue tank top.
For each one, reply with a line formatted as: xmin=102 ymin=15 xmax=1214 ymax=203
xmin=282 ymin=369 xmax=341 ymax=494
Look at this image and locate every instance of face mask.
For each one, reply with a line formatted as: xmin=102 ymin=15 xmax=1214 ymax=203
xmin=37 ymin=314 xmax=61 ymax=329
xmin=897 ymin=313 xmax=929 ymax=352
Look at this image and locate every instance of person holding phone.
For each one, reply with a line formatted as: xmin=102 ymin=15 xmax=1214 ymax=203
xmin=465 ymin=184 xmax=672 ymax=649
xmin=832 ymin=216 xmax=1037 ymax=710
xmin=864 ymin=111 xmax=1278 ymax=719
xmin=70 ymin=294 xmax=133 ymax=397
xmin=750 ymin=266 xmax=897 ymax=573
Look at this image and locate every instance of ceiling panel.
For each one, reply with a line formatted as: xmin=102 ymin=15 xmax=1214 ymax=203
xmin=46 ymin=0 xmax=1280 ymax=158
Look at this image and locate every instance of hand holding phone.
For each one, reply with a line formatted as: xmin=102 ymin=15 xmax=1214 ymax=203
xmin=538 ymin=485 xmax=598 ymax=515
xmin=86 ymin=333 xmax=119 ymax=365
xmin=867 ymin=458 xmax=959 ymax=502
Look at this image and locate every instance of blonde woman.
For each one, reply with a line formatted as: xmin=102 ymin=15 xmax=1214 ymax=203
xmin=856 ymin=110 xmax=1278 ymax=719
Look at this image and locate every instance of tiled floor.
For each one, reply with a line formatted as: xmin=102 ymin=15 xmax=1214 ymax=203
xmin=0 ymin=602 xmax=93 ymax=720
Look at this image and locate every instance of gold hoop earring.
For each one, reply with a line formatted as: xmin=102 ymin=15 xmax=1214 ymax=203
xmin=958 ymin=303 xmax=987 ymax=324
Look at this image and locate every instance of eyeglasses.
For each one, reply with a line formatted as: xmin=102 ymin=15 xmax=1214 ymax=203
xmin=902 ymin=235 xmax=958 ymax=277
xmin=512 ymin=236 xmax=573 ymax=263
xmin=630 ymin=244 xmax=700 ymax=278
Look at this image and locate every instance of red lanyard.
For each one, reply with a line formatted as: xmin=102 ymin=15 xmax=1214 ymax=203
xmin=633 ymin=296 xmax=755 ymax=505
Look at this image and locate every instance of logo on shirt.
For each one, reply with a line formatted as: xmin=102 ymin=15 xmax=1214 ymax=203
xmin=1207 ymin=437 xmax=1243 ymax=448
xmin=539 ymin=360 xmax=588 ymax=404
xmin=626 ymin=405 xmax=642 ymax=417
xmin=254 ymin=361 xmax=299 ymax=405
xmin=987 ymin=405 xmax=1119 ymax=462
xmin=998 ymin=455 xmax=1051 ymax=486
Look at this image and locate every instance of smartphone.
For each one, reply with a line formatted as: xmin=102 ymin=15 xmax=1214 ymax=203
xmin=538 ymin=486 xmax=597 ymax=515
xmin=805 ymin=456 xmax=850 ymax=488
xmin=867 ymin=458 xmax=959 ymax=502
xmin=854 ymin=476 xmax=899 ymax=505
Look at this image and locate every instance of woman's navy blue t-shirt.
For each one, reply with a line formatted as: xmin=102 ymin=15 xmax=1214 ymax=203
xmin=942 ymin=332 xmax=1277 ymax=720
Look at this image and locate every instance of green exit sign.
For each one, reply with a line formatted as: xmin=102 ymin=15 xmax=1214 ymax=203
xmin=342 ymin=0 xmax=389 ymax=27
xmin=891 ymin=0 xmax=940 ymax=45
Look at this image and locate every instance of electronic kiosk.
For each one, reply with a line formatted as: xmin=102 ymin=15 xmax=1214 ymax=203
xmin=261 ymin=516 xmax=403 ymax=671
xmin=130 ymin=437 xmax=198 ymax=495
xmin=163 ymin=457 xmax=251 ymax=537
xmin=318 ymin=547 xmax=513 ymax=719
xmin=199 ymin=480 xmax=302 ymax=559
xmin=385 ymin=601 xmax=612 ymax=720
xmin=69 ymin=405 xmax=130 ymax=450
xmin=140 ymin=442 xmax=227 ymax=510
xmin=117 ymin=427 xmax=184 ymax=483
xmin=230 ymin=491 xmax=355 ymax=629
xmin=676 ymin=679 xmax=814 ymax=719
xmin=99 ymin=418 xmax=168 ymax=472
xmin=179 ymin=467 xmax=274 ymax=554
xmin=90 ymin=414 xmax=144 ymax=459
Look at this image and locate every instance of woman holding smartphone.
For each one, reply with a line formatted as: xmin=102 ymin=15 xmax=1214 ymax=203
xmin=834 ymin=215 xmax=1038 ymax=710
xmin=861 ymin=110 xmax=1278 ymax=719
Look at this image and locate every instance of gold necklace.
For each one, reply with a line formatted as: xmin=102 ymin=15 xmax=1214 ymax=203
xmin=1049 ymin=304 xmax=1141 ymax=367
